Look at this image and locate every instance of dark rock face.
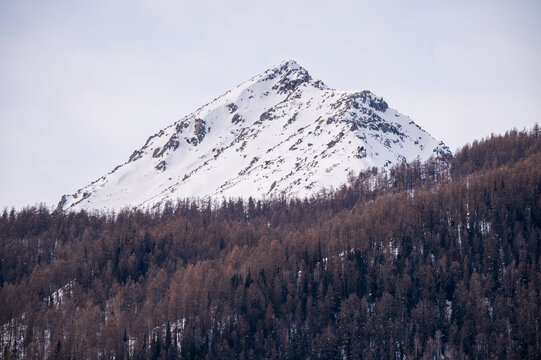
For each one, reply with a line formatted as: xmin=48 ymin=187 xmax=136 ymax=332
xmin=176 ymin=121 xmax=189 ymax=133
xmin=153 ymin=135 xmax=180 ymax=157
xmin=155 ymin=160 xmax=166 ymax=171
xmin=273 ymin=72 xmax=311 ymax=94
xmin=232 ymin=113 xmax=244 ymax=124
xmin=192 ymin=119 xmax=207 ymax=145
xmin=369 ymin=97 xmax=388 ymax=112
xmin=355 ymin=146 xmax=367 ymax=159
xmin=359 ymin=91 xmax=388 ymax=112
xmin=129 ymin=150 xmax=143 ymax=162
xmin=258 ymin=110 xmax=276 ymax=123
xmin=267 ymin=61 xmax=318 ymax=94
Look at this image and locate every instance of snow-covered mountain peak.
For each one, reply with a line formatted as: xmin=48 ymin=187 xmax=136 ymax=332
xmin=235 ymin=59 xmax=329 ymax=96
xmin=59 ymin=60 xmax=450 ymax=212
xmin=259 ymin=59 xmax=311 ymax=82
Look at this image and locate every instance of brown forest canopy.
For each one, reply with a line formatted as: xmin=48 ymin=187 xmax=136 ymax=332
xmin=1 ymin=125 xmax=540 ymax=359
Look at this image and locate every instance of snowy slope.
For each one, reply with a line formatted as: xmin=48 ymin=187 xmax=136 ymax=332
xmin=60 ymin=60 xmax=450 ymax=212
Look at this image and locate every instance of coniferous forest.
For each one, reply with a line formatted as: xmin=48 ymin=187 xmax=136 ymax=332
xmin=1 ymin=126 xmax=540 ymax=359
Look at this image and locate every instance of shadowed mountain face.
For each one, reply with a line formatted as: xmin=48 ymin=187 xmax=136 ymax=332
xmin=60 ymin=60 xmax=450 ymax=212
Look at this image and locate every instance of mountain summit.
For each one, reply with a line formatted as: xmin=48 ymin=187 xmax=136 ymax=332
xmin=60 ymin=60 xmax=450 ymax=211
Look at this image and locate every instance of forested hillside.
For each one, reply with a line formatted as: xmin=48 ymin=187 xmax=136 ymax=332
xmin=1 ymin=126 xmax=540 ymax=359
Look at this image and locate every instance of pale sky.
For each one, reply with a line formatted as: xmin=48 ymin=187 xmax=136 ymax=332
xmin=1 ymin=0 xmax=540 ymax=209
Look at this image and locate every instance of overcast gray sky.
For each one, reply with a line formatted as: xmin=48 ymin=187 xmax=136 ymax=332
xmin=1 ymin=0 xmax=540 ymax=209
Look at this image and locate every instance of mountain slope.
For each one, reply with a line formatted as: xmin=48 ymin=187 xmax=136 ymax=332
xmin=60 ymin=60 xmax=450 ymax=211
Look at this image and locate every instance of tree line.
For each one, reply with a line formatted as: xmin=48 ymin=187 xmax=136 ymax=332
xmin=1 ymin=126 xmax=540 ymax=359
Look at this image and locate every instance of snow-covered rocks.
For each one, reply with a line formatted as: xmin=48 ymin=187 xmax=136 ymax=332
xmin=60 ymin=60 xmax=450 ymax=212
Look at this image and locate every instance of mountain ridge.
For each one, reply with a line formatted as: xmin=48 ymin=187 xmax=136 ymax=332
xmin=60 ymin=60 xmax=450 ymax=212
